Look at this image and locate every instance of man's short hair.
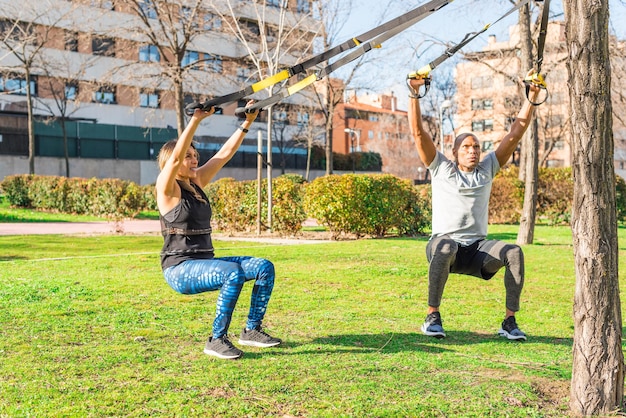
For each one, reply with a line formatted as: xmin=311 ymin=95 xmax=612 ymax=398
xmin=453 ymin=133 xmax=479 ymax=151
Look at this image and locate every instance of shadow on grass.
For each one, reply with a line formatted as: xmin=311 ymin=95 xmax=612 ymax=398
xmin=0 ymin=255 xmax=28 ymax=261
xmin=238 ymin=332 xmax=574 ymax=358
xmin=308 ymin=331 xmax=573 ymax=350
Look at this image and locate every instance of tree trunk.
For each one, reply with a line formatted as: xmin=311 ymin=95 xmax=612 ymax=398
xmin=517 ymin=1 xmax=538 ymax=245
xmin=325 ymin=80 xmax=334 ymax=175
xmin=174 ymin=72 xmax=185 ymax=136
xmin=26 ymin=67 xmax=35 ymax=174
xmin=565 ymin=0 xmax=624 ymax=415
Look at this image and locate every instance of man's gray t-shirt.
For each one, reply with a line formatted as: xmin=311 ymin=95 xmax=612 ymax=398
xmin=428 ymin=151 xmax=500 ymax=245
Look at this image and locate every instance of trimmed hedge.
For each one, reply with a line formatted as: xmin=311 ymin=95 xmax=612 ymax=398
xmin=205 ymin=174 xmax=307 ymax=236
xmin=0 ymin=175 xmax=155 ymax=219
xmin=304 ymin=174 xmax=429 ymax=238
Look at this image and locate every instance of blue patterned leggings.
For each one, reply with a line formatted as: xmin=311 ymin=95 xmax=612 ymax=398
xmin=163 ymin=256 xmax=275 ymax=338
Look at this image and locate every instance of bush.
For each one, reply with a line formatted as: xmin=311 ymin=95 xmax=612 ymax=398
xmin=0 ymin=174 xmax=153 ymax=218
xmin=489 ymin=166 xmax=524 ymax=224
xmin=304 ymin=173 xmax=428 ymax=238
xmin=206 ymin=175 xmax=306 ymax=235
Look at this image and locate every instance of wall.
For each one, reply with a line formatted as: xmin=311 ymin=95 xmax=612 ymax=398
xmin=0 ymin=155 xmax=329 ymax=186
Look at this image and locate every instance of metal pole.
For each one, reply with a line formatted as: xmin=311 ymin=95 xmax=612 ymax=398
xmin=256 ymin=129 xmax=262 ymax=236
xmin=266 ymin=107 xmax=273 ymax=230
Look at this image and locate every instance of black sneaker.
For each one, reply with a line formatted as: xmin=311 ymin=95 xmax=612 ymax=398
xmin=421 ymin=311 xmax=446 ymax=338
xmin=203 ymin=336 xmax=243 ymax=359
xmin=238 ymin=326 xmax=282 ymax=347
xmin=498 ymin=316 xmax=527 ymax=341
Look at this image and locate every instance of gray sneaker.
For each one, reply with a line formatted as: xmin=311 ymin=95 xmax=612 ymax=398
xmin=421 ymin=311 xmax=446 ymax=338
xmin=238 ymin=326 xmax=282 ymax=347
xmin=203 ymin=336 xmax=243 ymax=359
xmin=498 ymin=316 xmax=527 ymax=341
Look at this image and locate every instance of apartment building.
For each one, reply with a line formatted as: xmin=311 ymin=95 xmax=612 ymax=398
xmin=0 ymin=0 xmax=321 ymax=184
xmin=455 ymin=21 xmax=626 ymax=176
xmin=333 ymin=90 xmax=426 ymax=181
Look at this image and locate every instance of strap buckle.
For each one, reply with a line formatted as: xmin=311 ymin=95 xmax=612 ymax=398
xmin=523 ymin=72 xmax=549 ymax=105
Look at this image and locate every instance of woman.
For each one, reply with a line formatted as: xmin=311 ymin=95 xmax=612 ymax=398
xmin=156 ymin=103 xmax=281 ymax=360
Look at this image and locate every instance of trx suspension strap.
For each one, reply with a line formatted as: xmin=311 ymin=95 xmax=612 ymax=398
xmin=406 ymin=0 xmax=534 ymax=98
xmin=524 ymin=0 xmax=550 ymax=105
xmin=185 ymin=0 xmax=452 ymax=115
xmin=234 ymin=0 xmax=452 ymax=115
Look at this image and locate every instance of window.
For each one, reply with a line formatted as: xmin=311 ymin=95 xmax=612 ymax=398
xmin=140 ymin=92 xmax=159 ymax=108
xmin=0 ymin=76 xmax=36 ymax=96
xmin=182 ymin=7 xmax=198 ymax=29
xmin=94 ymin=88 xmax=115 ymax=104
xmin=482 ymin=141 xmax=494 ymax=152
xmin=65 ymin=83 xmax=78 ymax=101
xmin=139 ymin=0 xmax=157 ymax=19
xmin=267 ymin=0 xmax=283 ymax=8
xmin=182 ymin=50 xmax=200 ymax=70
xmin=297 ymin=111 xmax=309 ymax=127
xmin=483 ymin=99 xmax=493 ymax=110
xmin=91 ymin=0 xmax=114 ymax=9
xmin=65 ymin=31 xmax=78 ymax=52
xmin=92 ymin=37 xmax=115 ymax=57
xmin=470 ymin=75 xmax=492 ymax=89
xmin=206 ymin=55 xmax=223 ymax=73
xmin=240 ymin=20 xmax=260 ymax=36
xmin=368 ymin=130 xmax=374 ymax=139
xmin=273 ymin=110 xmax=288 ymax=121
xmin=368 ymin=113 xmax=379 ymax=122
xmin=204 ymin=13 xmax=222 ymax=30
xmin=139 ymin=45 xmax=160 ymax=62
xmin=297 ymin=0 xmax=310 ymax=13
xmin=471 ymin=119 xmax=493 ymax=132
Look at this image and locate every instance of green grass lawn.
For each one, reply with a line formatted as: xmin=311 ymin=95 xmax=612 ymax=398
xmin=0 ymin=224 xmax=624 ymax=417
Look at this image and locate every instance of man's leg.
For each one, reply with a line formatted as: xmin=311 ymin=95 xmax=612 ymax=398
xmin=426 ymin=235 xmax=458 ymax=311
xmin=476 ymin=239 xmax=526 ymax=340
xmin=422 ymin=236 xmax=458 ymax=338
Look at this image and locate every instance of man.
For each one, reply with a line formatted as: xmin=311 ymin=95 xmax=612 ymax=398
xmin=408 ymin=75 xmax=541 ymax=341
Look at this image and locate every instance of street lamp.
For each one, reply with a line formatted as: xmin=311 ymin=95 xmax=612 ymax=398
xmin=344 ymin=128 xmax=360 ymax=152
xmin=344 ymin=128 xmax=361 ymax=173
xmin=439 ymin=99 xmax=452 ymax=153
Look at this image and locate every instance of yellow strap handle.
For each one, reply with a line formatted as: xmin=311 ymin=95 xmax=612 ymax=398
xmin=407 ymin=64 xmax=433 ymax=80
xmin=251 ymin=70 xmax=291 ymax=93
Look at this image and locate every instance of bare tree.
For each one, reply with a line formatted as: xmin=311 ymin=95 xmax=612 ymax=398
xmin=311 ymin=0 xmax=402 ymax=175
xmin=0 ymin=0 xmax=73 ymax=174
xmin=565 ymin=0 xmax=624 ymax=415
xmin=36 ymin=47 xmax=100 ymax=177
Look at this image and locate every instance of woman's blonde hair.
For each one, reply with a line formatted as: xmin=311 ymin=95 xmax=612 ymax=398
xmin=157 ymin=140 xmax=199 ymax=170
xmin=156 ymin=140 xmax=206 ymax=203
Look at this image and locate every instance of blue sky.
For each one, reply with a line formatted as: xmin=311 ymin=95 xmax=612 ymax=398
xmin=331 ymin=0 xmax=626 ymax=106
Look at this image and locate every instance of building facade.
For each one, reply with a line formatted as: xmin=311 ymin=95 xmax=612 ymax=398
xmin=454 ymin=21 xmax=626 ymax=177
xmin=0 ymin=0 xmax=323 ymax=184
xmin=333 ymin=90 xmax=426 ymax=181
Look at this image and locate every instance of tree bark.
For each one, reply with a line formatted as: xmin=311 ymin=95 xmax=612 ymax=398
xmin=517 ymin=1 xmax=539 ymax=245
xmin=565 ymin=0 xmax=624 ymax=415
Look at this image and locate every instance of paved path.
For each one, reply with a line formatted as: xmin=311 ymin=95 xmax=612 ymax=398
xmin=0 ymin=220 xmax=332 ymax=245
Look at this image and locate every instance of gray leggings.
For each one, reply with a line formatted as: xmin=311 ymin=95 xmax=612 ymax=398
xmin=426 ymin=235 xmax=524 ymax=312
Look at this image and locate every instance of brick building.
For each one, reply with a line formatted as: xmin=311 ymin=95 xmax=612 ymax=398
xmin=454 ymin=21 xmax=626 ymax=177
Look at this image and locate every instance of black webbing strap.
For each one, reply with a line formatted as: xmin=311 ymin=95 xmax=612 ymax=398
xmin=524 ymin=0 xmax=550 ymax=105
xmin=185 ymin=0 xmax=452 ymax=115
xmin=235 ymin=0 xmax=452 ymax=115
xmin=407 ymin=0 xmax=534 ymax=97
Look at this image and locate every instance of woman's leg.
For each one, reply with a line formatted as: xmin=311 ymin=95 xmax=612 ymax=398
xmin=217 ymin=256 xmax=275 ymax=330
xmin=163 ymin=258 xmax=245 ymax=338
